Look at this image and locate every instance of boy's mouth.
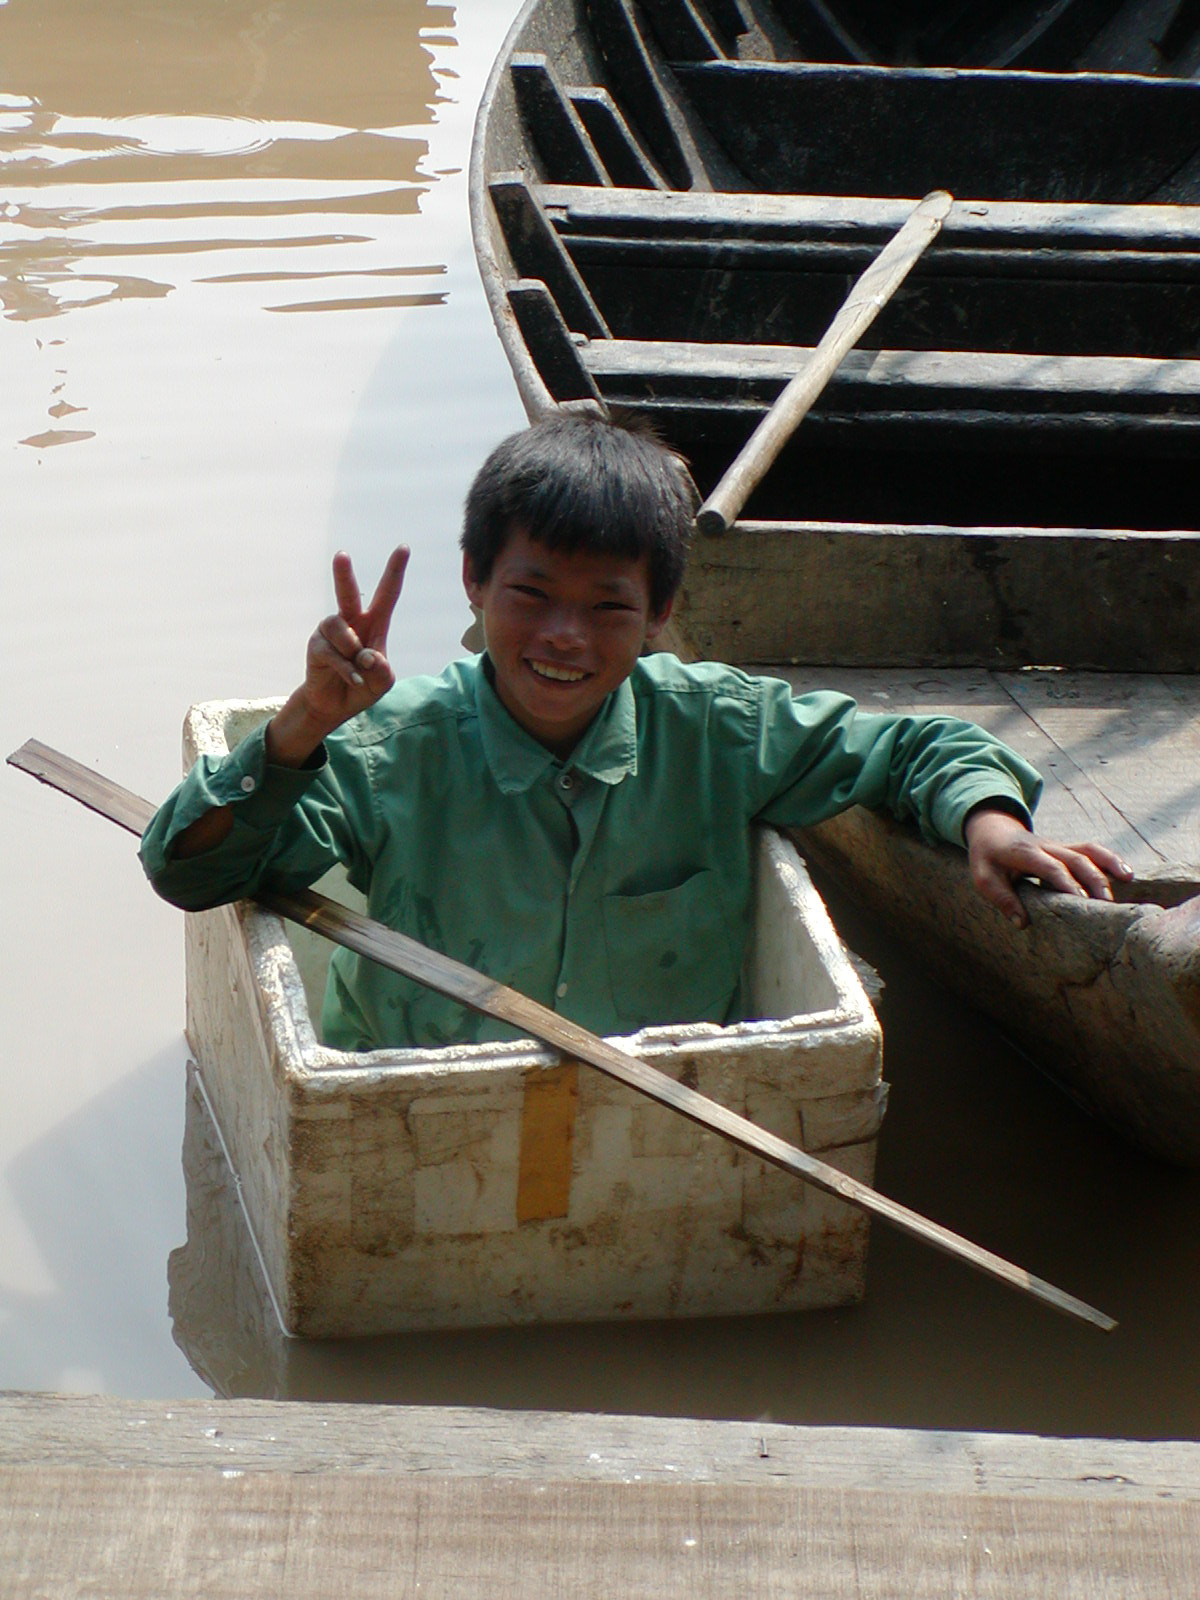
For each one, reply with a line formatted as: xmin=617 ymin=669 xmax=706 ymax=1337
xmin=527 ymin=659 xmax=588 ymax=683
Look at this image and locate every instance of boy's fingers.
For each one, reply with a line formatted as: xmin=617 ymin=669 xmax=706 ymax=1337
xmin=366 ymin=546 xmax=410 ymax=648
xmin=359 ymin=650 xmax=395 ymax=696
xmin=972 ymin=860 xmax=1028 ymax=928
xmin=311 ymin=633 xmax=365 ymax=689
xmin=1057 ymin=849 xmax=1115 ymax=902
xmin=332 ymin=551 xmax=363 ymax=621
xmin=318 ymin=614 xmax=365 ymax=662
xmin=1074 ymin=840 xmax=1135 ymax=880
xmin=1029 ymin=851 xmax=1092 ymax=900
xmin=1031 ymin=842 xmax=1118 ymax=902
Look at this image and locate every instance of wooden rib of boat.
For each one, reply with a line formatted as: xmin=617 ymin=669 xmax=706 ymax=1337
xmin=470 ymin=0 xmax=1200 ymax=1162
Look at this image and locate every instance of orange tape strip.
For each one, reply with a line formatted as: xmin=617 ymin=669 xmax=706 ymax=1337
xmin=516 ymin=1060 xmax=579 ymax=1224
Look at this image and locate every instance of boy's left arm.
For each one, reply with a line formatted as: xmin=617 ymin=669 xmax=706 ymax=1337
xmin=962 ymin=804 xmax=1133 ymax=929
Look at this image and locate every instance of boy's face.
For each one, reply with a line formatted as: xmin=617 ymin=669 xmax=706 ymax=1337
xmin=463 ymin=526 xmax=672 ymax=757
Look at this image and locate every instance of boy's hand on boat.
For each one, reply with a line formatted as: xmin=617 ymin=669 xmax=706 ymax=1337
xmin=963 ymin=807 xmax=1134 ymax=929
xmin=268 ymin=546 xmax=409 ymax=765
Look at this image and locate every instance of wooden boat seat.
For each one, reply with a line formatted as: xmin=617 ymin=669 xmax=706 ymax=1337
xmin=671 ymin=61 xmax=1200 ymax=202
xmin=581 ymin=338 xmax=1200 ymax=425
xmin=576 ymin=339 xmax=1200 ymax=530
xmin=537 ymin=186 xmax=1200 ymax=357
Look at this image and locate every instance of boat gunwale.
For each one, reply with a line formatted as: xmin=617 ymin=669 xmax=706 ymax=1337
xmin=469 ymin=0 xmax=558 ymax=420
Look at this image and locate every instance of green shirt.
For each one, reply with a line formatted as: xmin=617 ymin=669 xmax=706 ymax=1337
xmin=140 ymin=652 xmax=1041 ymax=1050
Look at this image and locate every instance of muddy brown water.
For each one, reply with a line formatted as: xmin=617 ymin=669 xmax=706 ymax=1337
xmin=3 ymin=0 xmax=1199 ymax=1433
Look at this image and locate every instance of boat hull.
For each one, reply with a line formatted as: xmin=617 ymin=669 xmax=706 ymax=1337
xmin=798 ymin=806 xmax=1200 ymax=1167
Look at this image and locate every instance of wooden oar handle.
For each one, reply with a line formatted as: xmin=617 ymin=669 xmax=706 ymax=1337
xmin=695 ymin=189 xmax=952 ymax=536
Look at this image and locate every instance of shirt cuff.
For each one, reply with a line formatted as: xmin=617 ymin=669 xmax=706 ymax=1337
xmin=169 ymin=721 xmax=326 ymax=845
xmin=948 ymin=788 xmax=1036 ymax=846
xmin=961 ymin=794 xmax=1034 ymax=837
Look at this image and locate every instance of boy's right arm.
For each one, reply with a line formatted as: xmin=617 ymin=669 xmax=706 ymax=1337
xmin=140 ymin=547 xmax=408 ymax=899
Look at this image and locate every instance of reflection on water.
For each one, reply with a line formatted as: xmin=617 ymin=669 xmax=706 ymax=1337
xmin=0 ymin=0 xmax=526 ymax=1398
xmin=0 ymin=0 xmax=450 ymax=342
xmin=169 ymin=1068 xmax=289 ymax=1399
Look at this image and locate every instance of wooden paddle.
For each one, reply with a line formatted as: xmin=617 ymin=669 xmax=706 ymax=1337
xmin=695 ymin=189 xmax=953 ymax=535
xmin=8 ymin=737 xmax=1116 ymax=1333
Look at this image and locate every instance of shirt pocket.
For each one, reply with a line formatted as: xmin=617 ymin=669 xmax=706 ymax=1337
xmin=600 ymin=869 xmax=739 ymax=1031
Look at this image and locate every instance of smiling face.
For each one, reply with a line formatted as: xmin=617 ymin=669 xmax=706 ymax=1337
xmin=463 ymin=526 xmax=672 ymax=757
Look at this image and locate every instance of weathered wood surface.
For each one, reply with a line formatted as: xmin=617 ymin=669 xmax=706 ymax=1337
xmin=676 ymin=522 xmax=1200 ymax=672
xmin=540 ymin=185 xmax=1200 ymax=250
xmin=542 ymin=184 xmax=1200 ymax=358
xmin=675 ymin=60 xmax=1200 ymax=202
xmin=6 ymin=1392 xmax=1200 ymax=1493
xmin=10 ymin=1467 xmax=1200 ymax=1598
xmin=581 ymin=339 xmax=1200 ymax=535
xmin=781 ymin=667 xmax=1200 ymax=1164
xmin=784 ymin=667 xmax=1200 ymax=873
xmin=765 ymin=0 xmax=1182 ymax=74
xmin=583 ymin=338 xmax=1200 ymax=414
xmin=800 ymin=0 xmax=1162 ymax=73
xmin=6 ymin=1396 xmax=1200 ymax=1598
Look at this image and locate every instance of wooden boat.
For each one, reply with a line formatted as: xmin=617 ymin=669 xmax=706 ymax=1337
xmin=180 ymin=700 xmax=884 ymax=1338
xmin=470 ymin=0 xmax=1200 ymax=1162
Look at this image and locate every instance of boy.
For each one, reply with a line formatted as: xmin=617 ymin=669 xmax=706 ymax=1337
xmin=141 ymin=412 xmax=1129 ymax=1051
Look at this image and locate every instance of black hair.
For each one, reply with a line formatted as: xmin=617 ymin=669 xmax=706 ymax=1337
xmin=460 ymin=410 xmax=696 ymax=616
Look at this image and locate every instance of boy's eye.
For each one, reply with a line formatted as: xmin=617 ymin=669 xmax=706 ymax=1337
xmin=512 ymin=584 xmax=547 ymax=599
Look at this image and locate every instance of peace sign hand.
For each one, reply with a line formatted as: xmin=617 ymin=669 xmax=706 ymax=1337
xmin=266 ymin=546 xmax=409 ymax=768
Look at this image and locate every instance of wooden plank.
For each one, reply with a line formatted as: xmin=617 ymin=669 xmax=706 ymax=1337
xmin=995 ymin=671 xmax=1200 ymax=870
xmin=675 ymin=522 xmax=1200 ymax=673
xmin=569 ymin=239 xmax=1200 ymax=359
xmin=582 ymin=0 xmax=696 ymax=191
xmin=583 ymin=344 xmax=1200 ymax=534
xmin=805 ymin=0 xmax=1125 ymax=70
xmin=490 ymin=175 xmax=609 ymax=340
xmin=6 ymin=1464 xmax=1200 ymax=1597
xmin=511 ymin=54 xmax=610 ymax=187
xmin=636 ymin=0 xmax=724 ymax=60
xmin=569 ymin=88 xmax=665 ymax=190
xmin=8 ymin=740 xmax=1114 ymax=1329
xmin=540 ymin=186 xmax=1200 ymax=252
xmin=545 ymin=192 xmax=1200 ymax=357
xmin=8 ymin=1393 xmax=1200 ymax=1497
xmin=674 ymin=60 xmax=1200 ymax=202
xmin=985 ymin=0 xmax=1127 ymax=70
xmin=507 ymin=279 xmax=604 ymax=403
xmin=778 ymin=666 xmax=1165 ymax=869
xmin=583 ymin=339 xmax=1200 ymax=413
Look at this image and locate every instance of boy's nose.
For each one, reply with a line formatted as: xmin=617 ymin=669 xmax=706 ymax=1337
xmin=540 ymin=605 xmax=587 ymax=649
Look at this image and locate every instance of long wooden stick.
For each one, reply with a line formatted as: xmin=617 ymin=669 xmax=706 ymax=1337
xmin=695 ymin=189 xmax=953 ymax=536
xmin=8 ymin=737 xmax=1115 ymax=1332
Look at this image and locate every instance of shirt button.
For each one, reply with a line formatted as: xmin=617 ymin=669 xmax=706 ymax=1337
xmin=558 ymin=773 xmax=574 ymax=791
xmin=556 ymin=981 xmax=568 ymax=999
xmin=240 ymin=775 xmax=256 ymax=793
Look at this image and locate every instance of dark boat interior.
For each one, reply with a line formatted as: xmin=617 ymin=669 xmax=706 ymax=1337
xmin=476 ymin=0 xmax=1200 ymax=611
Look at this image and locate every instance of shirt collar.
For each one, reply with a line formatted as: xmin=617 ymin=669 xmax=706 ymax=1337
xmin=474 ymin=655 xmax=639 ymax=794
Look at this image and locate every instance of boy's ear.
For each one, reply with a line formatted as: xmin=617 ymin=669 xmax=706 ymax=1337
xmin=645 ymin=596 xmax=674 ymax=641
xmin=462 ymin=551 xmax=484 ymax=607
